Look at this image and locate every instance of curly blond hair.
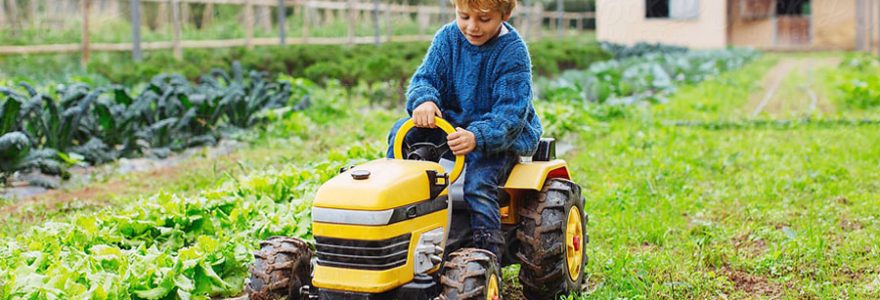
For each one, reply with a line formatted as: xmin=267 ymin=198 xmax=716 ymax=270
xmin=450 ymin=0 xmax=517 ymax=16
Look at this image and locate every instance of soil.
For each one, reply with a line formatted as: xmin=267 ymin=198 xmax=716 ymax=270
xmin=0 ymin=140 xmax=243 ymax=223
xmin=718 ymin=266 xmax=783 ymax=298
xmin=503 ymin=279 xmax=526 ymax=300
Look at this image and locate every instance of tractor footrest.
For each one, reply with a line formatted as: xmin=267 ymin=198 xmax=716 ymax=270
xmin=318 ymin=289 xmax=386 ymax=300
xmin=316 ymin=274 xmax=439 ymax=300
xmin=396 ymin=274 xmax=440 ymax=300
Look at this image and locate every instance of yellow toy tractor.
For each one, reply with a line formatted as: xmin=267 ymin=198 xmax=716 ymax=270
xmin=246 ymin=118 xmax=588 ymax=300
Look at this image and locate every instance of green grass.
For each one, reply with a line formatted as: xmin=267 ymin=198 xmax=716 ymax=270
xmin=654 ymin=55 xmax=778 ymax=121
xmin=574 ymin=120 xmax=880 ymax=298
xmin=571 ymin=52 xmax=880 ymax=299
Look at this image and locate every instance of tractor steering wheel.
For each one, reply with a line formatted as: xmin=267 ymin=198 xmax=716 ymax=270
xmin=392 ymin=117 xmax=465 ymax=184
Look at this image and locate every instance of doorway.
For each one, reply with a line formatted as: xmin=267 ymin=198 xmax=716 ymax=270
xmin=775 ymin=0 xmax=811 ymax=45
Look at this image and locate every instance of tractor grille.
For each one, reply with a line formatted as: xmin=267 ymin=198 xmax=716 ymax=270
xmin=315 ymin=233 xmax=412 ymax=270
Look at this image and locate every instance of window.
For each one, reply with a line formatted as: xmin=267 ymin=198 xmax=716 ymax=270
xmin=646 ymin=0 xmax=670 ymax=18
xmin=646 ymin=0 xmax=700 ymax=20
xmin=777 ymin=0 xmax=810 ymax=16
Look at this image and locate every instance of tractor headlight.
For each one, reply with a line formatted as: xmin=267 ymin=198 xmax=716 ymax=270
xmin=413 ymin=227 xmax=444 ymax=274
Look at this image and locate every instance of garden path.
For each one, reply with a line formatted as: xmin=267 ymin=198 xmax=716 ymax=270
xmin=746 ymin=56 xmax=840 ymax=118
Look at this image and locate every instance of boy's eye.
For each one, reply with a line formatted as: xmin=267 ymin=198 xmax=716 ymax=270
xmin=459 ymin=15 xmax=469 ymax=20
xmin=480 ymin=18 xmax=491 ymax=22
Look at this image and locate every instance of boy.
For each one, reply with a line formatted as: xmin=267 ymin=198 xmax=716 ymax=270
xmin=386 ymin=0 xmax=541 ymax=261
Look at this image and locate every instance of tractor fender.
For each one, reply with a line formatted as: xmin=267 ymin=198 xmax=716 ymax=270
xmin=503 ymin=159 xmax=571 ymax=190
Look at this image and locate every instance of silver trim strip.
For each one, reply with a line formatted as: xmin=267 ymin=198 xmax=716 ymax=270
xmin=312 ymin=207 xmax=395 ymax=225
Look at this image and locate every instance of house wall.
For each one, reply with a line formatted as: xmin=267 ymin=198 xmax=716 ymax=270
xmin=728 ymin=0 xmax=775 ymax=48
xmin=728 ymin=0 xmax=857 ymax=49
xmin=596 ymin=0 xmax=728 ymax=49
xmin=812 ymin=0 xmax=856 ymax=50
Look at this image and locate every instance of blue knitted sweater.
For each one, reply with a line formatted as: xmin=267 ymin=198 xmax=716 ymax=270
xmin=406 ymin=22 xmax=542 ymax=156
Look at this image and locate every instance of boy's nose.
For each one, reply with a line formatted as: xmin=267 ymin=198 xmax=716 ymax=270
xmin=467 ymin=21 xmax=479 ymax=33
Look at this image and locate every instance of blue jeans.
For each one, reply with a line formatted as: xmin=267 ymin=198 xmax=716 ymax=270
xmin=385 ymin=118 xmax=518 ymax=233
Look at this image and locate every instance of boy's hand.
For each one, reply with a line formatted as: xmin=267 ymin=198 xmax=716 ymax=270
xmin=447 ymin=127 xmax=476 ymax=156
xmin=413 ymin=101 xmax=442 ymax=128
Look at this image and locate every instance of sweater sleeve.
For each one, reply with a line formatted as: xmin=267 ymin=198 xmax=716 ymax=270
xmin=467 ymin=44 xmax=534 ymax=153
xmin=405 ymin=27 xmax=451 ymax=115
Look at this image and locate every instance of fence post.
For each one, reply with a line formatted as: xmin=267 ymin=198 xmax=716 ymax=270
xmin=556 ymin=0 xmax=563 ymax=38
xmin=258 ymin=5 xmax=272 ymax=32
xmin=245 ymin=0 xmax=254 ymax=49
xmin=131 ymin=0 xmax=142 ymax=61
xmin=534 ymin=4 xmax=543 ymax=41
xmin=857 ymin=0 xmax=864 ymax=51
xmin=324 ymin=5 xmax=333 ymax=25
xmin=81 ymin=0 xmax=91 ymax=67
xmin=29 ymin=0 xmax=38 ymax=27
xmin=417 ymin=5 xmax=427 ymax=36
xmin=202 ymin=2 xmax=214 ymax=27
xmin=373 ymin=0 xmax=381 ymax=44
xmin=520 ymin=1 xmax=529 ymax=40
xmin=385 ymin=3 xmax=393 ymax=42
xmin=7 ymin=0 xmax=19 ymax=34
xmin=303 ymin=1 xmax=311 ymax=43
xmin=439 ymin=0 xmax=447 ymax=22
xmin=870 ymin=0 xmax=880 ymax=54
xmin=278 ymin=0 xmax=286 ymax=46
xmin=347 ymin=0 xmax=356 ymax=46
xmin=156 ymin=1 xmax=168 ymax=26
xmin=867 ymin=0 xmax=872 ymax=52
xmin=172 ymin=0 xmax=182 ymax=59
xmin=181 ymin=1 xmax=190 ymax=26
xmin=0 ymin=0 xmax=6 ymax=27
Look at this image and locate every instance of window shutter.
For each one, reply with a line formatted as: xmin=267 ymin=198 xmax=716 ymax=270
xmin=670 ymin=0 xmax=700 ymax=19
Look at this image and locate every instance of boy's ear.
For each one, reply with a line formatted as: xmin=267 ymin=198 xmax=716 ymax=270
xmin=502 ymin=13 xmax=512 ymax=22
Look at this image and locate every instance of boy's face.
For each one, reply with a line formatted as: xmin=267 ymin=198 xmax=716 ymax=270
xmin=455 ymin=7 xmax=511 ymax=46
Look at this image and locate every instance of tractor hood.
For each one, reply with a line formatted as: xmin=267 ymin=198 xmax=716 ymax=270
xmin=313 ymin=159 xmax=447 ymax=211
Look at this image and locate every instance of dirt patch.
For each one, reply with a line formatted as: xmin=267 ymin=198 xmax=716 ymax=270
xmin=839 ymin=217 xmax=864 ymax=232
xmin=503 ymin=279 xmax=526 ymax=300
xmin=745 ymin=59 xmax=795 ymax=116
xmin=635 ymin=241 xmax=658 ymax=253
xmin=718 ymin=266 xmax=783 ymax=297
xmin=0 ymin=141 xmax=244 ymax=225
xmin=2 ymin=162 xmax=185 ymax=221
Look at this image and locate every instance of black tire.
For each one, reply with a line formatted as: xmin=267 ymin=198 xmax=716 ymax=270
xmin=247 ymin=236 xmax=312 ymax=300
xmin=439 ymin=248 xmax=502 ymax=300
xmin=515 ymin=178 xmax=588 ymax=300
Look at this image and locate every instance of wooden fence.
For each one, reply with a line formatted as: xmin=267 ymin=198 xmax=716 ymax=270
xmin=0 ymin=0 xmax=594 ymax=63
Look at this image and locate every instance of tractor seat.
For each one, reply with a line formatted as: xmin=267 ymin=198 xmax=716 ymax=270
xmin=531 ymin=138 xmax=556 ymax=162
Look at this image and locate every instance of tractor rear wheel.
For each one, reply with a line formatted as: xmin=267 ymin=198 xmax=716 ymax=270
xmin=247 ymin=236 xmax=312 ymax=300
xmin=439 ymin=248 xmax=502 ymax=300
xmin=515 ymin=179 xmax=588 ymax=300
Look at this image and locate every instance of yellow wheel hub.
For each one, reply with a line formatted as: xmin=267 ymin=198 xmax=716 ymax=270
xmin=565 ymin=207 xmax=584 ymax=282
xmin=487 ymin=274 xmax=499 ymax=300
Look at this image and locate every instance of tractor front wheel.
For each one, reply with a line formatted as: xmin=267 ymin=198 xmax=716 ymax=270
xmin=439 ymin=248 xmax=502 ymax=300
xmin=247 ymin=236 xmax=312 ymax=300
xmin=515 ymin=178 xmax=588 ymax=300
